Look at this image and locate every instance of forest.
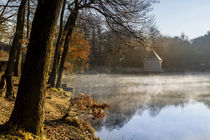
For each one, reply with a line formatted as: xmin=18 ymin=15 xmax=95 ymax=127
xmin=0 ymin=0 xmax=157 ymax=139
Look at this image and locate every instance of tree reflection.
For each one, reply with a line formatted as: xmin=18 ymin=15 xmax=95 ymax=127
xmin=67 ymin=74 xmax=210 ymax=131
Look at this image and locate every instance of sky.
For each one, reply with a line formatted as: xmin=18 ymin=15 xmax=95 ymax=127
xmin=153 ymin=0 xmax=210 ymax=39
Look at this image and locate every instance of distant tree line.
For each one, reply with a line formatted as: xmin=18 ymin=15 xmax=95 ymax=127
xmin=88 ymin=30 xmax=210 ymax=72
xmin=156 ymin=32 xmax=210 ymax=72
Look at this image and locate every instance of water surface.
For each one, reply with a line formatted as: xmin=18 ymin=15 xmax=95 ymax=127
xmin=64 ymin=73 xmax=210 ymax=140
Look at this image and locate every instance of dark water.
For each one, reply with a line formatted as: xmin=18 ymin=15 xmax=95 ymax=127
xmin=64 ymin=73 xmax=210 ymax=140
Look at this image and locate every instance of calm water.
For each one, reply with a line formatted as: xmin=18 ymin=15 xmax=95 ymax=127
xmin=64 ymin=73 xmax=210 ymax=140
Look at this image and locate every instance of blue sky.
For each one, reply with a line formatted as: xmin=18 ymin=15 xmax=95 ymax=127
xmin=153 ymin=0 xmax=210 ymax=39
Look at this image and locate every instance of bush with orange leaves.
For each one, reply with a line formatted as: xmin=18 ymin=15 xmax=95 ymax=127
xmin=66 ymin=94 xmax=110 ymax=120
xmin=65 ymin=30 xmax=90 ymax=72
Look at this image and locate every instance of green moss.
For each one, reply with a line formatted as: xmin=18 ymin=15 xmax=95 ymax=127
xmin=0 ymin=130 xmax=48 ymax=140
xmin=49 ymin=87 xmax=64 ymax=93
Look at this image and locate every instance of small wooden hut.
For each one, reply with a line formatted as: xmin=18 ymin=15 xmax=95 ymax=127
xmin=144 ymin=50 xmax=163 ymax=73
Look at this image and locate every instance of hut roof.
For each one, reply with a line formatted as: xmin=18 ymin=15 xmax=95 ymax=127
xmin=144 ymin=50 xmax=162 ymax=61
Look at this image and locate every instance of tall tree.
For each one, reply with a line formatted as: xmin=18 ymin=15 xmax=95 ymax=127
xmin=48 ymin=0 xmax=66 ymax=87
xmin=56 ymin=7 xmax=79 ymax=88
xmin=48 ymin=0 xmax=84 ymax=87
xmin=5 ymin=0 xmax=63 ymax=135
xmin=0 ymin=0 xmax=27 ymax=98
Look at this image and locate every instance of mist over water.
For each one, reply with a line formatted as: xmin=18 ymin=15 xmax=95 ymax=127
xmin=64 ymin=72 xmax=210 ymax=140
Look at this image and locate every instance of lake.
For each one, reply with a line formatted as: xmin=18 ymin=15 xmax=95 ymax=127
xmin=64 ymin=73 xmax=210 ymax=140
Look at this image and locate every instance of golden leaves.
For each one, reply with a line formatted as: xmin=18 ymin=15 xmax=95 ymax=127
xmin=65 ymin=30 xmax=90 ymax=72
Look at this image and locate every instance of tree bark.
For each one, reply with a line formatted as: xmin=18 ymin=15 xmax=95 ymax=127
xmin=4 ymin=0 xmax=27 ymax=98
xmin=14 ymin=0 xmax=28 ymax=77
xmin=5 ymin=75 xmax=14 ymax=98
xmin=14 ymin=47 xmax=22 ymax=77
xmin=26 ymin=0 xmax=30 ymax=39
xmin=49 ymin=7 xmax=78 ymax=88
xmin=7 ymin=0 xmax=63 ymax=136
xmin=0 ymin=74 xmax=6 ymax=96
xmin=48 ymin=0 xmax=66 ymax=87
xmin=56 ymin=9 xmax=78 ymax=88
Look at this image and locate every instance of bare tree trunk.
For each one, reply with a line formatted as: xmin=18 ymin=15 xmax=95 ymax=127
xmin=26 ymin=0 xmax=30 ymax=38
xmin=56 ymin=9 xmax=78 ymax=88
xmin=55 ymin=35 xmax=70 ymax=88
xmin=49 ymin=8 xmax=78 ymax=88
xmin=3 ymin=0 xmax=27 ymax=98
xmin=14 ymin=0 xmax=28 ymax=77
xmin=6 ymin=0 xmax=63 ymax=136
xmin=48 ymin=0 xmax=66 ymax=87
xmin=5 ymin=75 xmax=14 ymax=98
xmin=14 ymin=47 xmax=22 ymax=77
xmin=0 ymin=74 xmax=6 ymax=96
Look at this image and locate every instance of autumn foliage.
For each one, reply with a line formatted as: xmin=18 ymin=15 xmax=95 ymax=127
xmin=65 ymin=30 xmax=90 ymax=72
xmin=67 ymin=94 xmax=110 ymax=120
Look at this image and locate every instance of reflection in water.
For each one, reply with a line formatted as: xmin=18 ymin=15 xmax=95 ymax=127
xmin=64 ymin=73 xmax=210 ymax=140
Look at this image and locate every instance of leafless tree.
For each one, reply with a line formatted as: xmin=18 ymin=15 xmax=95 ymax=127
xmin=49 ymin=0 xmax=157 ymax=88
